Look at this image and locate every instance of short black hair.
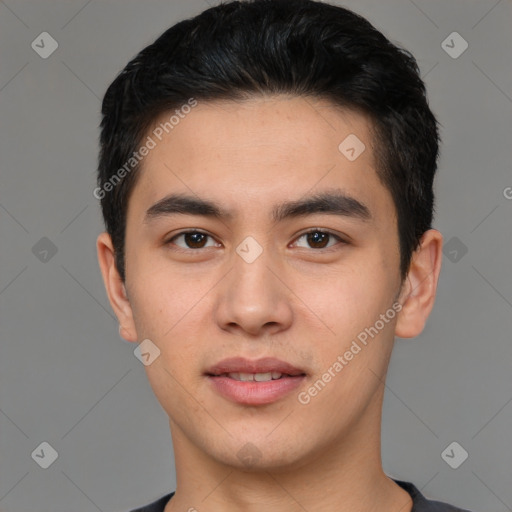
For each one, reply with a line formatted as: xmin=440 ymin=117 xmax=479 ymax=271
xmin=97 ymin=0 xmax=440 ymax=284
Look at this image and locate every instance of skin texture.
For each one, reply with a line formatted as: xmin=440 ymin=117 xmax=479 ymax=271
xmin=97 ymin=95 xmax=443 ymax=512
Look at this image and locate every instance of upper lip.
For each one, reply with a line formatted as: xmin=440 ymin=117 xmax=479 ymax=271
xmin=206 ymin=357 xmax=306 ymax=376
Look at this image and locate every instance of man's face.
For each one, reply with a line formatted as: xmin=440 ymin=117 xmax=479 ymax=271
xmin=121 ymin=96 xmax=405 ymax=469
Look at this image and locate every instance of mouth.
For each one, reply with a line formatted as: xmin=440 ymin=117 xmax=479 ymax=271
xmin=205 ymin=357 xmax=307 ymax=405
xmin=207 ymin=371 xmax=305 ymax=381
xmin=205 ymin=356 xmax=306 ymax=378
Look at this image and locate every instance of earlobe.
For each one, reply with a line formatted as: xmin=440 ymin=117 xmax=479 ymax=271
xmin=394 ymin=229 xmax=443 ymax=339
xmin=96 ymin=232 xmax=138 ymax=343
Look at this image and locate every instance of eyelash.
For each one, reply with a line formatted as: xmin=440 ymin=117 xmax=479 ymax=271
xmin=164 ymin=229 xmax=347 ymax=252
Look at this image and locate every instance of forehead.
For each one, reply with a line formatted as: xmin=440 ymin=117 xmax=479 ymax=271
xmin=147 ymin=95 xmax=375 ymax=165
xmin=129 ymin=95 xmax=394 ymax=226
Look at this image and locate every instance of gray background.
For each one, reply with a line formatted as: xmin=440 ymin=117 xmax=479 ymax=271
xmin=0 ymin=0 xmax=511 ymax=511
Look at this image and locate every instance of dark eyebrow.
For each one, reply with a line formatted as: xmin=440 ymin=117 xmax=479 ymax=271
xmin=144 ymin=189 xmax=372 ymax=224
xmin=273 ymin=190 xmax=372 ymax=223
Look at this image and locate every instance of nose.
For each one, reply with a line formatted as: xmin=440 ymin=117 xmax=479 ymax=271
xmin=214 ymin=242 xmax=293 ymax=337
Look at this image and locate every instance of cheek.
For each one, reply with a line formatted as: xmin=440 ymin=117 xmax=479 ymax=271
xmin=317 ymin=265 xmax=386 ymax=333
xmin=308 ymin=262 xmax=398 ymax=386
xmin=129 ymin=271 xmax=212 ymax=377
xmin=129 ymin=265 xmax=193 ymax=327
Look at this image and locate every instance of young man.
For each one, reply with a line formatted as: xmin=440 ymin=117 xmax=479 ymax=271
xmin=95 ymin=1 xmax=472 ymax=511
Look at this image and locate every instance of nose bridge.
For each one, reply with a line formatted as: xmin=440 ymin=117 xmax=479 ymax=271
xmin=214 ymin=232 xmax=293 ymax=335
xmin=231 ymin=234 xmax=277 ymax=302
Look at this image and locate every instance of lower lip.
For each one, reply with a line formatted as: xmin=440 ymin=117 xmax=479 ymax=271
xmin=206 ymin=375 xmax=306 ymax=405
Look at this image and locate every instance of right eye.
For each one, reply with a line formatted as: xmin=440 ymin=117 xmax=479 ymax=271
xmin=165 ymin=230 xmax=220 ymax=251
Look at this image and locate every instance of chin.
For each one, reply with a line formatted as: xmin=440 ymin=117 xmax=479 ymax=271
xmin=208 ymin=437 xmax=313 ymax=473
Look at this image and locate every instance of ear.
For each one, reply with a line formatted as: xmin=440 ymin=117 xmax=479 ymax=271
xmin=96 ymin=232 xmax=138 ymax=342
xmin=395 ymin=229 xmax=443 ymax=339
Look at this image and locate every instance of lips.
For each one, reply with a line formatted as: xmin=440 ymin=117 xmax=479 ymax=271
xmin=205 ymin=356 xmax=306 ymax=377
xmin=205 ymin=357 xmax=307 ymax=405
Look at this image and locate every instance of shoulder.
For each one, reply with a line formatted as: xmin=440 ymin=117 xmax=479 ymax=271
xmin=394 ymin=480 xmax=474 ymax=512
xmin=128 ymin=491 xmax=174 ymax=512
xmin=129 ymin=483 xmax=475 ymax=512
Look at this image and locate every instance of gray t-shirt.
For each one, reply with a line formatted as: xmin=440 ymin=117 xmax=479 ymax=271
xmin=129 ymin=479 xmax=473 ymax=511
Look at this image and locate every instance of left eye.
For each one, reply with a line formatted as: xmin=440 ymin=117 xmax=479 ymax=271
xmin=293 ymin=229 xmax=343 ymax=250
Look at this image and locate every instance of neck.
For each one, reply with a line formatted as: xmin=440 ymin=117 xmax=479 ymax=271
xmin=164 ymin=387 xmax=412 ymax=512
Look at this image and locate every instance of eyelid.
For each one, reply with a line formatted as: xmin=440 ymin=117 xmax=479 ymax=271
xmin=165 ymin=228 xmax=348 ymax=250
xmin=291 ymin=228 xmax=347 ymax=249
xmin=165 ymin=229 xmax=218 ymax=248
